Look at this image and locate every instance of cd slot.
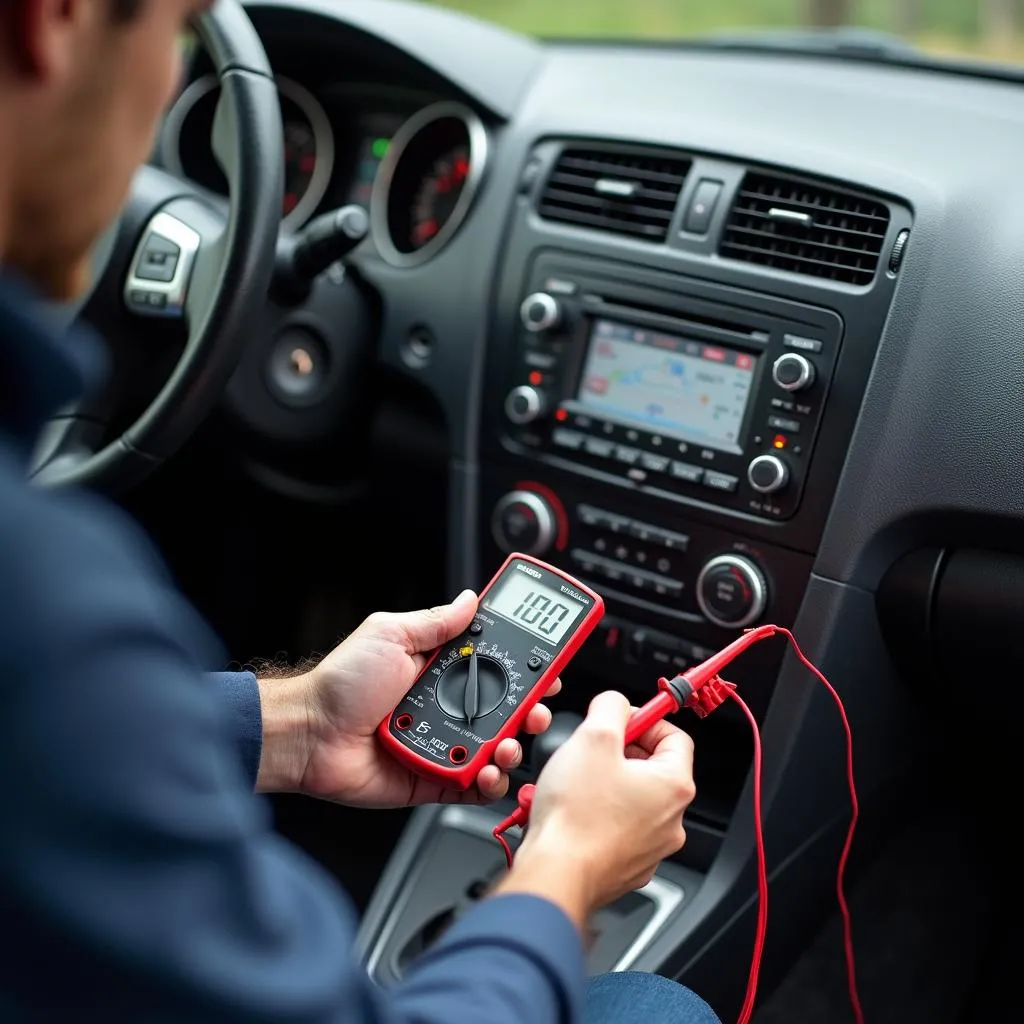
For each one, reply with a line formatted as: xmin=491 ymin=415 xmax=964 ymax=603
xmin=580 ymin=295 xmax=770 ymax=350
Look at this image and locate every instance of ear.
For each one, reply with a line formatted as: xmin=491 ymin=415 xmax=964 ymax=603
xmin=7 ymin=0 xmax=83 ymax=81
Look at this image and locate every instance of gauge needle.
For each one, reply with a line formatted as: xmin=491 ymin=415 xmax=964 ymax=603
xmin=464 ymin=650 xmax=479 ymax=728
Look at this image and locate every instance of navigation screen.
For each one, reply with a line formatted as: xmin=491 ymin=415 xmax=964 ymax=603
xmin=576 ymin=319 xmax=757 ymax=452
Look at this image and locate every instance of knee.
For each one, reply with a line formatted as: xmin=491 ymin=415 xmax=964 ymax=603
xmin=585 ymin=971 xmax=721 ymax=1024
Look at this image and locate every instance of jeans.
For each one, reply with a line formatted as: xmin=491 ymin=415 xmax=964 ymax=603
xmin=586 ymin=972 xmax=721 ymax=1023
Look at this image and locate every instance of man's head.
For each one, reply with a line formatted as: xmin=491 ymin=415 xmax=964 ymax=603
xmin=0 ymin=0 xmax=211 ymax=299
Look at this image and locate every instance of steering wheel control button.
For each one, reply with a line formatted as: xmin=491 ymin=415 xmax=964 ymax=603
xmin=505 ymin=385 xmax=548 ymax=425
xmin=435 ymin=653 xmax=509 ymax=724
xmin=696 ymin=555 xmax=768 ymax=629
xmin=682 ymin=179 xmax=724 ymax=235
xmin=748 ymin=455 xmax=790 ymax=495
xmin=520 ymin=292 xmax=563 ymax=333
xmin=124 ymin=211 xmax=200 ymax=319
xmin=772 ymin=353 xmax=816 ymax=392
xmin=492 ymin=491 xmax=557 ymax=555
xmin=135 ymin=236 xmax=181 ymax=283
xmin=266 ymin=329 xmax=329 ymax=407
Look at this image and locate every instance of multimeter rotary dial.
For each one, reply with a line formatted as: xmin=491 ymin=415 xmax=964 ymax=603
xmin=434 ymin=649 xmax=510 ymax=727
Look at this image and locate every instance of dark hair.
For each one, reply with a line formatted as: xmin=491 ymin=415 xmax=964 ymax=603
xmin=110 ymin=0 xmax=145 ymax=21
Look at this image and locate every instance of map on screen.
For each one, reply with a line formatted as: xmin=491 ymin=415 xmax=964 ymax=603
xmin=576 ymin=319 xmax=756 ymax=451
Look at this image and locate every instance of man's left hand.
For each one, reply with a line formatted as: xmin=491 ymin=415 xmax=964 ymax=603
xmin=255 ymin=590 xmax=561 ymax=807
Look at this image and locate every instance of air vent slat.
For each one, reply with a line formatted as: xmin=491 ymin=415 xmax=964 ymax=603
xmin=537 ymin=146 xmax=691 ymax=244
xmin=721 ymin=171 xmax=891 ymax=286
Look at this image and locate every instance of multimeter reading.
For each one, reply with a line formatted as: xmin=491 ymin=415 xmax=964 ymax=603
xmin=377 ymin=553 xmax=605 ymax=789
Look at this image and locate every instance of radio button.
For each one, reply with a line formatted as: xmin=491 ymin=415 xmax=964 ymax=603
xmin=670 ymin=461 xmax=704 ymax=484
xmin=640 ymin=453 xmax=671 ymax=473
xmin=525 ymin=351 xmax=557 ymax=370
xmin=767 ymin=415 xmax=801 ymax=433
xmin=520 ymin=292 xmax=563 ymax=333
xmin=772 ymin=353 xmax=816 ymax=393
xmin=505 ymin=385 xmax=548 ymax=424
xmin=492 ymin=491 xmax=557 ymax=555
xmin=697 ymin=555 xmax=768 ymax=629
xmin=552 ymin=428 xmax=585 ymax=451
xmin=650 ymin=576 xmax=684 ymax=600
xmin=748 ymin=455 xmax=790 ymax=495
xmin=584 ymin=437 xmax=615 ymax=459
xmin=784 ymin=333 xmax=823 ymax=353
xmin=704 ymin=470 xmax=739 ymax=493
xmin=614 ymin=446 xmax=643 ymax=466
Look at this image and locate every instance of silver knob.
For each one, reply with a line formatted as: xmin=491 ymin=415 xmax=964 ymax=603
xmin=504 ymin=385 xmax=547 ymax=425
xmin=520 ymin=292 xmax=562 ymax=333
xmin=772 ymin=353 xmax=816 ymax=393
xmin=747 ymin=455 xmax=790 ymax=495
xmin=491 ymin=491 xmax=557 ymax=555
xmin=696 ymin=554 xmax=768 ymax=630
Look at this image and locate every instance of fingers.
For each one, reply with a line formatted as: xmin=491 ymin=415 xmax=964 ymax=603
xmin=493 ymin=738 xmax=524 ymax=771
xmin=363 ymin=590 xmax=479 ymax=655
xmin=545 ymin=677 xmax=563 ymax=698
xmin=582 ymin=691 xmax=632 ymax=747
xmin=523 ymin=703 xmax=552 ymax=735
xmin=475 ymin=764 xmax=510 ymax=801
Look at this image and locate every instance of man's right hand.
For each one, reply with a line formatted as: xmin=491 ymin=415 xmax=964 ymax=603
xmin=494 ymin=691 xmax=696 ymax=928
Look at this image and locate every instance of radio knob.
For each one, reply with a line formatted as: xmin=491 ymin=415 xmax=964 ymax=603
xmin=747 ymin=454 xmax=790 ymax=495
xmin=492 ymin=491 xmax=557 ymax=555
xmin=696 ymin=554 xmax=768 ymax=630
xmin=772 ymin=353 xmax=816 ymax=393
xmin=505 ymin=385 xmax=549 ymax=425
xmin=520 ymin=292 xmax=563 ymax=333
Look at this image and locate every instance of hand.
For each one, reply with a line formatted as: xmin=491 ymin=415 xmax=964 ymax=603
xmin=495 ymin=691 xmax=695 ymax=927
xmin=257 ymin=590 xmax=561 ymax=808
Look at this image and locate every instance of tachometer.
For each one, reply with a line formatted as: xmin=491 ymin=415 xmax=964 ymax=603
xmin=371 ymin=102 xmax=488 ymax=267
xmin=409 ymin=144 xmax=470 ymax=249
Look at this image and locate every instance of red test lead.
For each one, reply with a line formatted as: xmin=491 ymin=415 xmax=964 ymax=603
xmin=493 ymin=624 xmax=864 ymax=1024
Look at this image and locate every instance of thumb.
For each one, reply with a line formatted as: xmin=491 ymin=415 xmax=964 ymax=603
xmin=389 ymin=589 xmax=478 ymax=655
xmin=583 ymin=691 xmax=632 ymax=747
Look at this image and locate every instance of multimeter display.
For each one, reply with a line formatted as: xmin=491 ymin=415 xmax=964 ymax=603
xmin=377 ymin=553 xmax=604 ymax=789
xmin=484 ymin=573 xmax=586 ymax=644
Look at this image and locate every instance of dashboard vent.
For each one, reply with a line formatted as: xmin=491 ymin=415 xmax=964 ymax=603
xmin=720 ymin=172 xmax=891 ymax=286
xmin=538 ymin=147 xmax=690 ymax=243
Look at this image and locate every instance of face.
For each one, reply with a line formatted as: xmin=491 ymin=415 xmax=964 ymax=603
xmin=4 ymin=0 xmax=209 ymax=299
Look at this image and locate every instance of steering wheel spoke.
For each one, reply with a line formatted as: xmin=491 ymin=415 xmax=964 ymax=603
xmin=123 ymin=211 xmax=202 ymax=320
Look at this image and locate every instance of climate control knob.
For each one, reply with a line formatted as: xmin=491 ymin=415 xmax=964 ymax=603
xmin=747 ymin=454 xmax=790 ymax=495
xmin=520 ymin=292 xmax=563 ymax=333
xmin=504 ymin=385 xmax=549 ymax=425
xmin=772 ymin=353 xmax=816 ymax=392
xmin=696 ymin=554 xmax=768 ymax=630
xmin=492 ymin=491 xmax=557 ymax=555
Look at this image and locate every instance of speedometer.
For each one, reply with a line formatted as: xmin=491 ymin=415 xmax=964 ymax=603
xmin=371 ymin=102 xmax=489 ymax=267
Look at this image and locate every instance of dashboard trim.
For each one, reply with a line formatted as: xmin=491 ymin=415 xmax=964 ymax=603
xmin=369 ymin=100 xmax=490 ymax=268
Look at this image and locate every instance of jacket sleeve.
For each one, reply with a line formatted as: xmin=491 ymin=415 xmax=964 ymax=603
xmin=0 ymin=482 xmax=585 ymax=1024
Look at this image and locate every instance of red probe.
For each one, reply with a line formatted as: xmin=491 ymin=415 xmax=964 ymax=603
xmin=491 ymin=623 xmax=864 ymax=1024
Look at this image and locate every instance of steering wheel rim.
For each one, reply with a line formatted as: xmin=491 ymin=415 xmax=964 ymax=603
xmin=32 ymin=0 xmax=283 ymax=493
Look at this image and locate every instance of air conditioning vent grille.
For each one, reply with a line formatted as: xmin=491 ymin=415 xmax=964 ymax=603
xmin=720 ymin=172 xmax=891 ymax=286
xmin=538 ymin=148 xmax=690 ymax=243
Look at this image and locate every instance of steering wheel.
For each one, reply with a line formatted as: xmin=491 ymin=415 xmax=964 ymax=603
xmin=31 ymin=0 xmax=283 ymax=493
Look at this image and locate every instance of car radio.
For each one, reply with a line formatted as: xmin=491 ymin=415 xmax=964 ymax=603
xmin=499 ymin=258 xmax=844 ymax=521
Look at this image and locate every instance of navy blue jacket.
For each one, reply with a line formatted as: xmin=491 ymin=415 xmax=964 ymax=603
xmin=0 ymin=271 xmax=584 ymax=1021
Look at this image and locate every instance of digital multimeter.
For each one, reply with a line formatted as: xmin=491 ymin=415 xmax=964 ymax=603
xmin=377 ymin=553 xmax=605 ymax=789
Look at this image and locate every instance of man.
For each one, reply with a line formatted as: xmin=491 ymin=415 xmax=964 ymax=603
xmin=0 ymin=2 xmax=719 ymax=1021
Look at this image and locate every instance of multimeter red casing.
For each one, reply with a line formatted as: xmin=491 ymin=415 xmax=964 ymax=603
xmin=377 ymin=553 xmax=604 ymax=789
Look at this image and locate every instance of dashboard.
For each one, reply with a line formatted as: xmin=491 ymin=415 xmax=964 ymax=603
xmin=153 ymin=1 xmax=1024 ymax=1017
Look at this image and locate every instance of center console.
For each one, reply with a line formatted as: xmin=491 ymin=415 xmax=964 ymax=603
xmin=360 ymin=139 xmax=910 ymax=1001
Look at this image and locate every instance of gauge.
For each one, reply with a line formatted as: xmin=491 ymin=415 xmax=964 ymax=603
xmin=346 ymin=113 xmax=407 ymax=210
xmin=409 ymin=144 xmax=470 ymax=249
xmin=371 ymin=102 xmax=489 ymax=267
xmin=160 ymin=74 xmax=335 ymax=232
